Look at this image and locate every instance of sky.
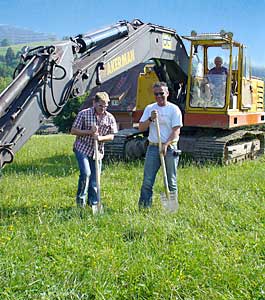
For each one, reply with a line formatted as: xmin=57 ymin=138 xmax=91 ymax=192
xmin=0 ymin=0 xmax=264 ymax=67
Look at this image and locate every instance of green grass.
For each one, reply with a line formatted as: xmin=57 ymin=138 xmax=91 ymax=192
xmin=0 ymin=41 xmax=56 ymax=56
xmin=0 ymin=134 xmax=264 ymax=299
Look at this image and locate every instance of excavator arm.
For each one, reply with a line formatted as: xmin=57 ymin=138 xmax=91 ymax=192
xmin=0 ymin=19 xmax=188 ymax=168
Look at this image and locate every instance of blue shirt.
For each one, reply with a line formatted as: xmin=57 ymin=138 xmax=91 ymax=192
xmin=208 ymin=66 xmax=228 ymax=75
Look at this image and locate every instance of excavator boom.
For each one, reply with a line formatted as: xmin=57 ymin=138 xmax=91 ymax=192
xmin=0 ymin=19 xmax=188 ymax=168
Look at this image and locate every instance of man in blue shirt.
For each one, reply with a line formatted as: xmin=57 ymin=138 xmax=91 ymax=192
xmin=207 ymin=56 xmax=228 ymax=107
xmin=208 ymin=56 xmax=227 ymax=75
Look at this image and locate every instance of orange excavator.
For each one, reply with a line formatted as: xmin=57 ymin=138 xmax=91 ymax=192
xmin=96 ymin=30 xmax=265 ymax=163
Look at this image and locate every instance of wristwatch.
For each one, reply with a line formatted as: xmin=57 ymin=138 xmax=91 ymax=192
xmin=148 ymin=116 xmax=153 ymax=122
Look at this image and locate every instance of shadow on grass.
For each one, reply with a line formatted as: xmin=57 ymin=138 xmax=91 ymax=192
xmin=178 ymin=153 xmax=223 ymax=168
xmin=0 ymin=204 xmax=118 ymax=224
xmin=122 ymin=228 xmax=145 ymax=242
xmin=0 ymin=206 xmax=74 ymax=220
xmin=0 ymin=206 xmax=87 ymax=225
xmin=104 ymin=154 xmax=220 ymax=169
xmin=0 ymin=206 xmax=32 ymax=220
xmin=2 ymin=154 xmax=143 ymax=177
xmin=0 ymin=152 xmax=213 ymax=179
xmin=2 ymin=154 xmax=77 ymax=177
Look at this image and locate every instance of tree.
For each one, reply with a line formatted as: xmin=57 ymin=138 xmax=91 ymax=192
xmin=0 ymin=63 xmax=13 ymax=77
xmin=53 ymin=93 xmax=89 ymax=132
xmin=0 ymin=77 xmax=11 ymax=93
xmin=1 ymin=38 xmax=10 ymax=47
xmin=5 ymin=47 xmax=15 ymax=65
xmin=16 ymin=51 xmax=22 ymax=59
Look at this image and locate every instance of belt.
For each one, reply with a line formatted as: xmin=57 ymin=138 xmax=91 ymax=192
xmin=148 ymin=141 xmax=178 ymax=146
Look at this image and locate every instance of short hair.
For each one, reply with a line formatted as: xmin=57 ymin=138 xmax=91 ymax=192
xmin=214 ymin=56 xmax=223 ymax=64
xmin=152 ymin=81 xmax=168 ymax=90
xmin=95 ymin=92 xmax=110 ymax=104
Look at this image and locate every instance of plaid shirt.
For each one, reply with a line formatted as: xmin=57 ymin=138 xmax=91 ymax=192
xmin=72 ymin=107 xmax=117 ymax=157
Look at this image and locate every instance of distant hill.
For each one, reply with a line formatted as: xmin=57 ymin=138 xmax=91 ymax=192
xmin=252 ymin=66 xmax=265 ymax=79
xmin=0 ymin=24 xmax=57 ymax=44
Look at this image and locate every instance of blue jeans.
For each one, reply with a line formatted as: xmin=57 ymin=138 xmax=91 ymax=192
xmin=138 ymin=145 xmax=180 ymax=208
xmin=74 ymin=149 xmax=102 ymax=207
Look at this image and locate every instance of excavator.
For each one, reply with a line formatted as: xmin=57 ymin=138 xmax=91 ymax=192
xmin=99 ymin=30 xmax=265 ymax=163
xmin=0 ymin=19 xmax=264 ymax=168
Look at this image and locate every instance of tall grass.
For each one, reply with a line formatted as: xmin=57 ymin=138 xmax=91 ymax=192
xmin=0 ymin=135 xmax=264 ymax=299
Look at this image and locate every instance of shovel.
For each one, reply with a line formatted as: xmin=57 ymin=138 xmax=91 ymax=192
xmin=154 ymin=117 xmax=178 ymax=213
xmin=93 ymin=138 xmax=104 ymax=215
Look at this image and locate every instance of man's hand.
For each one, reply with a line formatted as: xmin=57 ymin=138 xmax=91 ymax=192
xmin=139 ymin=110 xmax=158 ymax=131
xmin=91 ymin=125 xmax=98 ymax=137
xmin=151 ymin=110 xmax=158 ymax=121
xmin=95 ymin=134 xmax=114 ymax=142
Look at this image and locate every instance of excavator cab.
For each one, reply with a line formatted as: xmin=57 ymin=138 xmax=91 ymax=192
xmin=183 ymin=31 xmax=265 ymax=129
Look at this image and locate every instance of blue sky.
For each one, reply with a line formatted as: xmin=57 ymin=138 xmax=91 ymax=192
xmin=0 ymin=0 xmax=264 ymax=67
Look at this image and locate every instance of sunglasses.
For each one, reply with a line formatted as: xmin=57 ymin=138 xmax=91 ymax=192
xmin=154 ymin=92 xmax=165 ymax=96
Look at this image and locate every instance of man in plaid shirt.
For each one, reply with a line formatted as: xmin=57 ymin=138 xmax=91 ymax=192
xmin=71 ymin=92 xmax=117 ymax=209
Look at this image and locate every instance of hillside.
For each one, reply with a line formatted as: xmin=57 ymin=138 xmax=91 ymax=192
xmin=0 ymin=24 xmax=56 ymax=45
xmin=0 ymin=41 xmax=54 ymax=56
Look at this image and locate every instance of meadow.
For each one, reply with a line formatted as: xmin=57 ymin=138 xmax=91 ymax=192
xmin=0 ymin=41 xmax=55 ymax=56
xmin=0 ymin=134 xmax=264 ymax=299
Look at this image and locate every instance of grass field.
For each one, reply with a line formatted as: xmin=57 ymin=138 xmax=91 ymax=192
xmin=0 ymin=134 xmax=264 ymax=299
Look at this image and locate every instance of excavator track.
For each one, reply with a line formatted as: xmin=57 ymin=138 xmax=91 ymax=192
xmin=105 ymin=128 xmax=265 ymax=164
xmin=179 ymin=129 xmax=265 ymax=164
xmin=104 ymin=128 xmax=147 ymax=160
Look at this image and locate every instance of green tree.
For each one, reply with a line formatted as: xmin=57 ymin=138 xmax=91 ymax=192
xmin=16 ymin=51 xmax=22 ymax=59
xmin=5 ymin=47 xmax=15 ymax=65
xmin=0 ymin=77 xmax=11 ymax=93
xmin=53 ymin=93 xmax=89 ymax=132
xmin=1 ymin=38 xmax=10 ymax=47
xmin=0 ymin=63 xmax=14 ymax=77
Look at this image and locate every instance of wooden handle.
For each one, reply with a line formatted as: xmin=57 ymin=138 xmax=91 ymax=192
xmin=154 ymin=118 xmax=170 ymax=199
xmin=94 ymin=138 xmax=101 ymax=204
